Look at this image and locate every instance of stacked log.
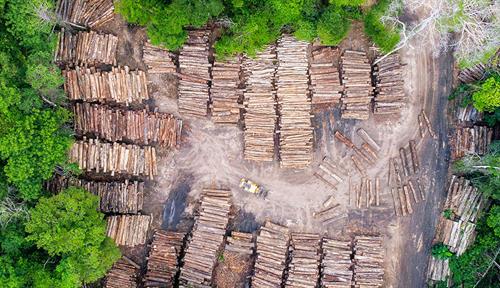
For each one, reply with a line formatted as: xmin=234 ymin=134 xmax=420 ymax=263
xmin=353 ymin=177 xmax=381 ymax=209
xmin=251 ymin=221 xmax=290 ymax=287
xmin=334 ymin=130 xmax=379 ymax=175
xmin=143 ymin=41 xmax=177 ymax=74
xmin=418 ymin=109 xmax=437 ymax=139
xmin=388 ymin=180 xmax=424 ymax=217
xmin=285 ymin=233 xmax=321 ymax=287
xmin=210 ymin=58 xmax=242 ymax=124
xmin=80 ymin=179 xmax=144 ymax=214
xmin=314 ymin=156 xmax=348 ymax=190
xmin=225 ymin=231 xmax=255 ymax=256
xmin=455 ymin=104 xmax=483 ymax=123
xmin=179 ymin=188 xmax=232 ymax=287
xmin=353 ymin=236 xmax=385 ymax=287
xmin=452 ymin=126 xmax=492 ymax=158
xmin=444 ymin=176 xmax=485 ymax=224
xmin=309 ymin=47 xmax=342 ymax=105
xmin=243 ymin=45 xmax=278 ymax=162
xmin=57 ymin=0 xmax=114 ymax=28
xmin=144 ymin=230 xmax=185 ymax=287
xmin=340 ymin=50 xmax=373 ymax=120
xmin=427 ymin=177 xmax=485 ymax=283
xmin=458 ymin=63 xmax=488 ymax=83
xmin=321 ymin=238 xmax=353 ymax=287
xmin=55 ymin=29 xmax=117 ymax=66
xmin=276 ymin=35 xmax=313 ymax=169
xmin=426 ymin=257 xmax=450 ymax=282
xmin=436 ymin=219 xmax=476 ymax=256
xmin=178 ymin=29 xmax=211 ymax=117
xmin=74 ymin=103 xmax=182 ymax=147
xmin=63 ymin=66 xmax=149 ymax=105
xmin=44 ymin=175 xmax=143 ymax=214
xmin=373 ymin=54 xmax=405 ymax=115
xmin=104 ymin=257 xmax=140 ymax=288
xmin=106 ymin=215 xmax=151 ymax=246
xmin=69 ymin=139 xmax=157 ymax=179
xmin=313 ymin=194 xmax=348 ymax=225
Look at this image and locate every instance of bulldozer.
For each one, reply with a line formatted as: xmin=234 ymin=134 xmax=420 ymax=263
xmin=239 ymin=178 xmax=268 ymax=198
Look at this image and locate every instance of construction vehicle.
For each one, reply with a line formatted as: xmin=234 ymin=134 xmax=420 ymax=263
xmin=239 ymin=178 xmax=268 ymax=198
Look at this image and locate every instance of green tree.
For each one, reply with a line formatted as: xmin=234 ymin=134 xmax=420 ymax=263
xmin=0 ymin=0 xmax=73 ymax=200
xmin=25 ymin=188 xmax=121 ymax=284
xmin=472 ymin=74 xmax=500 ymax=113
xmin=317 ymin=5 xmax=352 ymax=46
xmin=363 ymin=0 xmax=400 ymax=53
xmin=116 ymin=0 xmax=224 ymax=50
xmin=449 ymin=215 xmax=500 ymax=287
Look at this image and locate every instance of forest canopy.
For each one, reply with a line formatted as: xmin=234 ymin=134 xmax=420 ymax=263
xmin=0 ymin=1 xmax=120 ymax=287
xmin=115 ymin=0 xmax=399 ymax=57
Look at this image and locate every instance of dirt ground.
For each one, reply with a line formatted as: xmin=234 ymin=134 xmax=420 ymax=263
xmin=103 ymin=7 xmax=454 ymax=287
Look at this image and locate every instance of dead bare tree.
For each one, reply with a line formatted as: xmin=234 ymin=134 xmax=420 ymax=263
xmin=0 ymin=194 xmax=29 ymax=228
xmin=375 ymin=0 xmax=499 ymax=66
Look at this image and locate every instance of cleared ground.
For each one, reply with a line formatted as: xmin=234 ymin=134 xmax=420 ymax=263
xmin=108 ymin=5 xmax=454 ymax=286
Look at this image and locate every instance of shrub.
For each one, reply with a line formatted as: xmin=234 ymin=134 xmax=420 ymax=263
xmin=442 ymin=209 xmax=453 ymax=220
xmin=432 ymin=243 xmax=454 ymax=259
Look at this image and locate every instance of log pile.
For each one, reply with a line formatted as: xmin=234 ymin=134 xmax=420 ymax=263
xmin=251 ymin=221 xmax=290 ymax=287
xmin=426 ymin=257 xmax=450 ymax=282
xmin=55 ymin=29 xmax=117 ymax=66
xmin=44 ymin=176 xmax=143 ymax=214
xmin=418 ymin=109 xmax=437 ymax=139
xmin=74 ymin=103 xmax=182 ymax=147
xmin=178 ymin=29 xmax=211 ymax=117
xmin=334 ymin=130 xmax=380 ymax=175
xmin=436 ymin=218 xmax=476 ymax=256
xmin=242 ymin=45 xmax=278 ymax=162
xmin=388 ymin=179 xmax=425 ymax=217
xmin=104 ymin=256 xmax=140 ymax=288
xmin=143 ymin=41 xmax=177 ymax=74
xmin=285 ymin=233 xmax=321 ymax=287
xmin=373 ymin=54 xmax=405 ymax=115
xmin=444 ymin=176 xmax=485 ymax=224
xmin=69 ymin=139 xmax=157 ymax=179
xmin=309 ymin=47 xmax=342 ymax=105
xmin=458 ymin=63 xmax=487 ymax=83
xmin=80 ymin=179 xmax=144 ymax=214
xmin=106 ymin=215 xmax=151 ymax=246
xmin=455 ymin=104 xmax=483 ymax=123
xmin=63 ymin=66 xmax=149 ymax=105
xmin=144 ymin=230 xmax=185 ymax=287
xmin=427 ymin=176 xmax=485 ymax=283
xmin=314 ymin=156 xmax=348 ymax=190
xmin=353 ymin=236 xmax=385 ymax=287
xmin=225 ymin=231 xmax=255 ymax=256
xmin=276 ymin=35 xmax=313 ymax=169
xmin=313 ymin=195 xmax=348 ymax=225
xmin=340 ymin=50 xmax=373 ymax=120
xmin=57 ymin=0 xmax=115 ymax=28
xmin=452 ymin=126 xmax=492 ymax=158
xmin=353 ymin=177 xmax=381 ymax=209
xmin=210 ymin=58 xmax=242 ymax=124
xmin=320 ymin=238 xmax=353 ymax=287
xmin=179 ymin=188 xmax=232 ymax=287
